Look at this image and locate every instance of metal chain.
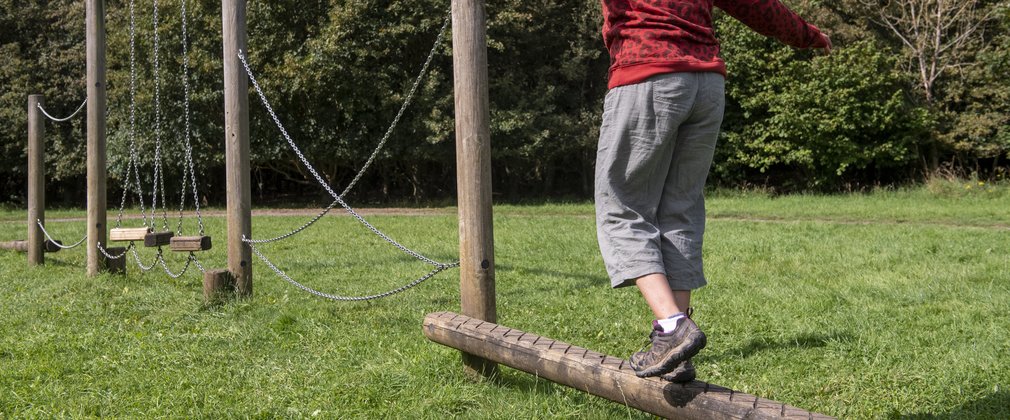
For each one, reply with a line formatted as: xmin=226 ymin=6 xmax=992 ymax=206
xmin=117 ymin=0 xmax=150 ymax=229
xmin=190 ymin=253 xmax=206 ymax=273
xmin=131 ymin=246 xmax=158 ymax=272
xmin=97 ymin=242 xmax=132 ymax=260
xmin=249 ymin=240 xmax=458 ymax=301
xmin=174 ymin=0 xmax=204 ymax=236
xmin=37 ymin=99 xmax=87 ymax=122
xmin=156 ymin=252 xmax=192 ymax=278
xmin=239 ymin=14 xmax=449 ymax=245
xmin=36 ymin=220 xmax=87 ymax=249
xmin=151 ymin=0 xmax=170 ymax=232
xmin=239 ymin=51 xmax=447 ymax=266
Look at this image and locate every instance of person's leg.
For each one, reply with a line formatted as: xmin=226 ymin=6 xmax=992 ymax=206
xmin=595 ymin=75 xmax=696 ymax=291
xmin=636 ymin=274 xmax=690 ymax=319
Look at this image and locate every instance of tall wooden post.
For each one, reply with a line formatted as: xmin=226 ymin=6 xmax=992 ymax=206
xmin=222 ymin=0 xmax=252 ymax=296
xmin=27 ymin=94 xmax=45 ymax=266
xmin=452 ymin=0 xmax=498 ymax=379
xmin=86 ymin=0 xmax=107 ymax=276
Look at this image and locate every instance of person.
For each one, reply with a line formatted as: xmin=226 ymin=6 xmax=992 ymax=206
xmin=594 ymin=0 xmax=831 ymax=381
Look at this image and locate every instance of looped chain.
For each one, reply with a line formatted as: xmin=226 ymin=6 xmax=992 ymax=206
xmin=36 ymin=220 xmax=87 ymax=249
xmin=37 ymin=99 xmax=87 ymax=122
xmin=238 ymin=13 xmax=449 ymax=245
xmin=248 ymin=237 xmax=458 ymax=302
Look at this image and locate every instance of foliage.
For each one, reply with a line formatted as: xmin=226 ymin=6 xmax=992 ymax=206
xmin=715 ymin=24 xmax=933 ymax=189
xmin=0 ymin=0 xmax=1008 ymax=204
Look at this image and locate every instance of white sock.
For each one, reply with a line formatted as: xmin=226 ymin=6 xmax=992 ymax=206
xmin=657 ymin=313 xmax=686 ymax=333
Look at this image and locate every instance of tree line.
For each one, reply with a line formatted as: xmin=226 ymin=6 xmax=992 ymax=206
xmin=1 ymin=0 xmax=1007 ymax=206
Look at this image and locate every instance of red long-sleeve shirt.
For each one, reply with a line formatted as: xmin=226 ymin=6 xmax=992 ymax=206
xmin=601 ymin=0 xmax=828 ymax=88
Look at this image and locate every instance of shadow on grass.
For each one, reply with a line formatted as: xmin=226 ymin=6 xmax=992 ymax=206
xmin=898 ymin=391 xmax=1010 ymax=419
xmin=497 ymin=263 xmax=608 ymax=290
xmin=724 ymin=331 xmax=852 ymax=359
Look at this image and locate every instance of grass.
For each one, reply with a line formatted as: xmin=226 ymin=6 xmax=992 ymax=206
xmin=1 ymin=186 xmax=1008 ymax=418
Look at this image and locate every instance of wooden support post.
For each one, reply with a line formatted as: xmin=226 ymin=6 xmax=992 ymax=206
xmin=424 ymin=312 xmax=835 ymax=419
xmin=203 ymin=269 xmax=235 ymax=304
xmin=452 ymin=0 xmax=497 ymax=379
xmin=86 ymin=0 xmax=108 ymax=277
xmin=27 ymin=94 xmax=45 ymax=266
xmin=222 ymin=0 xmax=252 ymax=297
xmin=105 ymin=246 xmax=126 ymax=275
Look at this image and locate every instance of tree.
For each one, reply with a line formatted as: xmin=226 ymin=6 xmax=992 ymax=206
xmin=859 ymin=0 xmax=1007 ymax=171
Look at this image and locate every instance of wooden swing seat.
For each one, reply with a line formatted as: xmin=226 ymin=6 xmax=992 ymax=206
xmin=169 ymin=236 xmax=212 ymax=252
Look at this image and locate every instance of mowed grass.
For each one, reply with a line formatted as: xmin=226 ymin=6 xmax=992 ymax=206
xmin=1 ymin=187 xmax=1008 ymax=418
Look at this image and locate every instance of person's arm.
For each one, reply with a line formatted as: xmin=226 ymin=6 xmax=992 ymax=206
xmin=714 ymin=0 xmax=831 ymax=51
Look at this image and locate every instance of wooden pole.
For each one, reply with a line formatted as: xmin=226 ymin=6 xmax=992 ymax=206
xmin=27 ymin=94 xmax=45 ymax=266
xmin=452 ymin=0 xmax=497 ymax=379
xmin=86 ymin=0 xmax=108 ymax=276
xmin=222 ymin=0 xmax=252 ymax=297
xmin=424 ymin=312 xmax=835 ymax=419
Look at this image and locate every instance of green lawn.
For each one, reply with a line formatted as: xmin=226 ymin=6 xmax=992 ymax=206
xmin=1 ymin=188 xmax=1008 ymax=418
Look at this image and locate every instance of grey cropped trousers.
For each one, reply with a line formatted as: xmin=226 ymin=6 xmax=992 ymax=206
xmin=595 ymin=72 xmax=725 ymax=290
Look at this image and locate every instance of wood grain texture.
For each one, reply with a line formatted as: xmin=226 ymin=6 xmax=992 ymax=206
xmin=423 ymin=312 xmax=835 ymax=420
xmin=27 ymin=94 xmax=45 ymax=266
xmin=451 ymin=0 xmax=497 ymax=379
xmin=110 ymin=227 xmax=152 ymax=242
xmin=169 ymin=236 xmax=212 ymax=252
xmin=86 ymin=0 xmax=108 ymax=276
xmin=143 ymin=231 xmax=174 ymax=247
xmin=222 ymin=0 xmax=252 ymax=297
xmin=203 ymin=269 xmax=235 ymax=304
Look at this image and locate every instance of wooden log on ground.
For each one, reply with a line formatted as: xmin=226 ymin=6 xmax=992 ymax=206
xmin=110 ymin=227 xmax=152 ymax=242
xmin=104 ymin=246 xmax=126 ymax=275
xmin=204 ymin=269 xmax=235 ymax=304
xmin=143 ymin=231 xmax=174 ymax=247
xmin=1 ymin=240 xmax=61 ymax=253
xmin=169 ymin=236 xmax=212 ymax=252
xmin=423 ymin=312 xmax=834 ymax=420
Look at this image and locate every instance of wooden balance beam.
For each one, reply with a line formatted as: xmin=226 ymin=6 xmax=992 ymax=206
xmin=423 ymin=312 xmax=833 ymax=419
xmin=1 ymin=240 xmax=63 ymax=253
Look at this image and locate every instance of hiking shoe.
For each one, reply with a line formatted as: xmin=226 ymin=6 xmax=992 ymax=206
xmin=660 ymin=359 xmax=696 ymax=383
xmin=629 ymin=318 xmax=706 ymax=378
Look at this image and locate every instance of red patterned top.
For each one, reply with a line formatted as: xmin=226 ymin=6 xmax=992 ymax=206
xmin=601 ymin=0 xmax=828 ymax=88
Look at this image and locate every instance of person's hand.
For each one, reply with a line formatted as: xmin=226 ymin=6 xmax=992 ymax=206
xmin=819 ymin=33 xmax=832 ymax=55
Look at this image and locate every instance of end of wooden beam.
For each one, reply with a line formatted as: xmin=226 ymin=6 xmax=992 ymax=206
xmin=203 ymin=269 xmax=235 ymax=305
xmin=44 ymin=240 xmax=63 ymax=253
xmin=104 ymin=247 xmax=127 ymax=275
xmin=170 ymin=236 xmax=212 ymax=252
xmin=144 ymin=231 xmax=174 ymax=247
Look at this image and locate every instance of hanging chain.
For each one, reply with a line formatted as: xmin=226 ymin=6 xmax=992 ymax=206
xmin=36 ymin=220 xmax=87 ymax=249
xmin=117 ymin=0 xmax=150 ymax=229
xmin=97 ymin=242 xmax=132 ymax=260
xmin=249 ymin=240 xmax=457 ymax=302
xmin=238 ymin=48 xmax=448 ymax=266
xmin=151 ymin=0 xmax=170 ymax=232
xmin=37 ymin=99 xmax=87 ymax=122
xmin=241 ymin=14 xmax=449 ymax=245
xmin=175 ymin=0 xmax=204 ymax=236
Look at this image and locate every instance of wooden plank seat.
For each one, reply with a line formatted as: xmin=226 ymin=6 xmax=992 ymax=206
xmin=169 ymin=236 xmax=212 ymax=252
xmin=109 ymin=227 xmax=153 ymax=242
xmin=109 ymin=227 xmax=174 ymax=247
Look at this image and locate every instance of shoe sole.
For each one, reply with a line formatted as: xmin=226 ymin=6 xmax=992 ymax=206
xmin=634 ymin=330 xmax=707 ymax=378
xmin=661 ymin=368 xmax=696 ymax=383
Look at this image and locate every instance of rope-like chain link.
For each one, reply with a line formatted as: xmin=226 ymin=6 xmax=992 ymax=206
xmin=97 ymin=242 xmax=132 ymax=260
xmin=248 ymin=240 xmax=458 ymax=301
xmin=36 ymin=220 xmax=87 ymax=249
xmin=37 ymin=99 xmax=87 ymax=122
xmin=241 ymin=14 xmax=449 ymax=245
